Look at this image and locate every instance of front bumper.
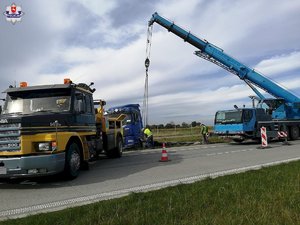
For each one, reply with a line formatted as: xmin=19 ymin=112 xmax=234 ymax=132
xmin=0 ymin=152 xmax=65 ymax=178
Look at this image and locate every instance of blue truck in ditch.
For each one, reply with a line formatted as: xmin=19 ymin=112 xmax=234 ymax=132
xmin=148 ymin=12 xmax=300 ymax=142
xmin=107 ymin=104 xmax=143 ymax=148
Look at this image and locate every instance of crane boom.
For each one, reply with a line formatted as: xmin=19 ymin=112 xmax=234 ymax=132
xmin=149 ymin=12 xmax=300 ymax=105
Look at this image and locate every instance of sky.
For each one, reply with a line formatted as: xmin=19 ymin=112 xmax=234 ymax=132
xmin=0 ymin=0 xmax=299 ymax=125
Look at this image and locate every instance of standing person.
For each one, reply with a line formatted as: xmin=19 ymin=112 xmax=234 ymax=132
xmin=143 ymin=126 xmax=154 ymax=148
xmin=200 ymin=123 xmax=209 ymax=144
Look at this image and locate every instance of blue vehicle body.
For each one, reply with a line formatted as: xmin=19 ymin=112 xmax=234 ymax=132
xmin=107 ymin=104 xmax=143 ymax=148
xmin=149 ymin=13 xmax=300 ymax=140
xmin=214 ymin=108 xmax=272 ymax=141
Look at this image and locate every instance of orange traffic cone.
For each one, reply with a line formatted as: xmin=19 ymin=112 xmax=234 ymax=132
xmin=159 ymin=143 xmax=170 ymax=162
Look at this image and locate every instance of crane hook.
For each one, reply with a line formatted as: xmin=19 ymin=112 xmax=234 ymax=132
xmin=145 ymin=58 xmax=150 ymax=71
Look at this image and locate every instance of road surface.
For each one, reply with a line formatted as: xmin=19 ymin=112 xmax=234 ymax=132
xmin=0 ymin=140 xmax=300 ymax=220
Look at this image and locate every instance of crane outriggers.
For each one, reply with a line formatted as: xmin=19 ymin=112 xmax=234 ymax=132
xmin=148 ymin=12 xmax=300 ymax=142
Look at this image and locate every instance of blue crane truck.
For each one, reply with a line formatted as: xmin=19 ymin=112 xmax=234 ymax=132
xmin=148 ymin=12 xmax=300 ymax=142
xmin=107 ymin=104 xmax=143 ymax=148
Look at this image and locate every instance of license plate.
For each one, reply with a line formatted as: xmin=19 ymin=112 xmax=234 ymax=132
xmin=0 ymin=167 xmax=7 ymax=175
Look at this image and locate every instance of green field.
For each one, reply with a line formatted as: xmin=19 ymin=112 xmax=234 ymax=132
xmin=153 ymin=126 xmax=226 ymax=143
xmin=2 ymin=161 xmax=300 ymax=225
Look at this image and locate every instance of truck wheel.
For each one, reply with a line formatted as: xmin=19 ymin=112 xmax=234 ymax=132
xmin=233 ymin=138 xmax=244 ymax=143
xmin=115 ymin=136 xmax=123 ymax=158
xmin=107 ymin=136 xmax=123 ymax=158
xmin=139 ymin=139 xmax=144 ymax=149
xmin=64 ymin=142 xmax=81 ymax=179
xmin=290 ymin=126 xmax=299 ymax=140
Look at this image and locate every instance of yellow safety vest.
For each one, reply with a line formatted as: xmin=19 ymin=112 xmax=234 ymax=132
xmin=144 ymin=128 xmax=153 ymax=137
xmin=201 ymin=126 xmax=208 ymax=134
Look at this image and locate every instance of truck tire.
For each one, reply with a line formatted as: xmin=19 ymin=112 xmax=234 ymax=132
xmin=232 ymin=138 xmax=244 ymax=143
xmin=290 ymin=126 xmax=299 ymax=140
xmin=107 ymin=135 xmax=123 ymax=158
xmin=115 ymin=135 xmax=123 ymax=157
xmin=64 ymin=142 xmax=81 ymax=179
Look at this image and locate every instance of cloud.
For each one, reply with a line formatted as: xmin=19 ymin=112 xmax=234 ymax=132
xmin=255 ymin=52 xmax=300 ymax=76
xmin=0 ymin=0 xmax=72 ymax=90
xmin=76 ymin=0 xmax=117 ymax=17
xmin=108 ymin=0 xmax=160 ymax=28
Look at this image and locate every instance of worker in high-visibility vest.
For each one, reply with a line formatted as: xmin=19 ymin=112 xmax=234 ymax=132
xmin=200 ymin=123 xmax=209 ymax=144
xmin=143 ymin=126 xmax=154 ymax=148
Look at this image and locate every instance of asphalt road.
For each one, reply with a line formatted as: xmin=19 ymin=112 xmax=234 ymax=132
xmin=0 ymin=140 xmax=300 ymax=220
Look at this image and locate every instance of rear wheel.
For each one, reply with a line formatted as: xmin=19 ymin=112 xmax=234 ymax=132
xmin=107 ymin=135 xmax=123 ymax=158
xmin=64 ymin=142 xmax=81 ymax=179
xmin=290 ymin=126 xmax=299 ymax=140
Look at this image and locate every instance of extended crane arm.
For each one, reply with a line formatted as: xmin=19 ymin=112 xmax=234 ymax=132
xmin=149 ymin=12 xmax=300 ymax=104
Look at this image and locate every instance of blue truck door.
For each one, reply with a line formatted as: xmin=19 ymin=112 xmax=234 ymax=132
xmin=242 ymin=109 xmax=256 ymax=133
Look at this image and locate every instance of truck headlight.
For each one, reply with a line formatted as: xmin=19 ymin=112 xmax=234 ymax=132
xmin=35 ymin=142 xmax=57 ymax=152
xmin=38 ymin=142 xmax=51 ymax=151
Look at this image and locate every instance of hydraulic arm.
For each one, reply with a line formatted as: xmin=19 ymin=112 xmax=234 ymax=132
xmin=149 ymin=13 xmax=300 ymax=111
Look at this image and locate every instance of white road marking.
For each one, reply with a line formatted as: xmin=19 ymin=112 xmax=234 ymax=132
xmin=205 ymin=148 xmax=259 ymax=157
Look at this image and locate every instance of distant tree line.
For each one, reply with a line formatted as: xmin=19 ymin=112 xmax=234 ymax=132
xmin=148 ymin=121 xmax=202 ymax=129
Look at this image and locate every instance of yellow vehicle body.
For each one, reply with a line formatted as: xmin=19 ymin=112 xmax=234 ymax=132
xmin=0 ymin=81 xmax=124 ymax=179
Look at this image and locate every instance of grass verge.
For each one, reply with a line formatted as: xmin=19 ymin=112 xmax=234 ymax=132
xmin=153 ymin=126 xmax=227 ymax=144
xmin=2 ymin=161 xmax=300 ymax=225
xmin=155 ymin=134 xmax=228 ymax=144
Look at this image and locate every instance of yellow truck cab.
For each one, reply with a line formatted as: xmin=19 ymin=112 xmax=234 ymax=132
xmin=0 ymin=79 xmax=123 ymax=179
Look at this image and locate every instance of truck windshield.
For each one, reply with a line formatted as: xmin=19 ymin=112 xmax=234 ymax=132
xmin=2 ymin=90 xmax=71 ymax=115
xmin=215 ymin=110 xmax=243 ymax=124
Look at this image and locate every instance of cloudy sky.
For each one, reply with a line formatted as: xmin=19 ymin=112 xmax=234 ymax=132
xmin=1 ymin=0 xmax=300 ymax=125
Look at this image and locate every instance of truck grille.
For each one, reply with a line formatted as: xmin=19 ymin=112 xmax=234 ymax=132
xmin=0 ymin=123 xmax=21 ymax=152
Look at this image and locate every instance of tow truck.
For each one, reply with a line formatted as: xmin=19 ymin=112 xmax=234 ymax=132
xmin=148 ymin=12 xmax=300 ymax=141
xmin=0 ymin=79 xmax=124 ymax=179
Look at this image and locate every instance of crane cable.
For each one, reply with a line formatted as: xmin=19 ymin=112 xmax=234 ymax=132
xmin=143 ymin=25 xmax=153 ymax=126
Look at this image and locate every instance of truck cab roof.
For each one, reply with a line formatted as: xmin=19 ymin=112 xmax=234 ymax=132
xmin=3 ymin=83 xmax=94 ymax=94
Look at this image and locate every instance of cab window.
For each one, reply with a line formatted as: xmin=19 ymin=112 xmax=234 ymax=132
xmin=243 ymin=110 xmax=253 ymax=122
xmin=85 ymin=94 xmax=93 ymax=113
